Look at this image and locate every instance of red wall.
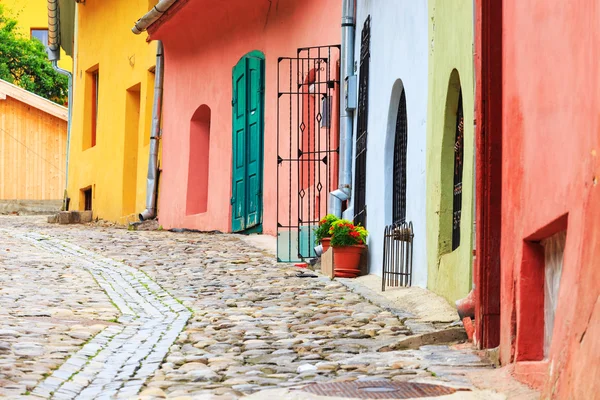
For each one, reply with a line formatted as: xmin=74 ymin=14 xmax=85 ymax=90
xmin=149 ymin=0 xmax=341 ymax=234
xmin=499 ymin=1 xmax=600 ymax=396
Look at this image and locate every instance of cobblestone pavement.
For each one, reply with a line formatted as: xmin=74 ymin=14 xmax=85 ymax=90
xmin=0 ymin=229 xmax=119 ymax=398
xmin=0 ymin=217 xmax=533 ymax=399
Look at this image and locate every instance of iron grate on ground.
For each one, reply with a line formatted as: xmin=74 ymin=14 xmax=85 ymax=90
xmin=300 ymin=380 xmax=465 ymax=399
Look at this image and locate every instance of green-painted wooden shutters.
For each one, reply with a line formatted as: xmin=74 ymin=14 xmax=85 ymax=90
xmin=231 ymin=54 xmax=264 ymax=232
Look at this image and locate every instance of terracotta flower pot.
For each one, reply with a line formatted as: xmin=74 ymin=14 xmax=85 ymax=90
xmin=333 ymin=245 xmax=365 ymax=278
xmin=321 ymin=238 xmax=331 ymax=252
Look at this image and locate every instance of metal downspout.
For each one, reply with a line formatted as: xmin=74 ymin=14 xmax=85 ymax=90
xmin=53 ymin=63 xmax=72 ymax=208
xmin=329 ymin=0 xmax=356 ymax=217
xmin=47 ymin=0 xmax=73 ymax=210
xmin=139 ymin=41 xmax=164 ymax=221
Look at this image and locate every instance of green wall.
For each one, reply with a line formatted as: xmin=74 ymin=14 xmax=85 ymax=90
xmin=426 ymin=0 xmax=475 ymax=304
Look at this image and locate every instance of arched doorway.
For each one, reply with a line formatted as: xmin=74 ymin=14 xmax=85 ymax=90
xmin=392 ymin=89 xmax=408 ymax=224
xmin=427 ymin=68 xmax=474 ymax=303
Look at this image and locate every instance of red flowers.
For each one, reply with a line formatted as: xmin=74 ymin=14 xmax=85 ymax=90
xmin=315 ymin=215 xmax=369 ymax=247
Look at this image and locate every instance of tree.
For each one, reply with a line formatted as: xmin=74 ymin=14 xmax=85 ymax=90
xmin=0 ymin=5 xmax=68 ymax=105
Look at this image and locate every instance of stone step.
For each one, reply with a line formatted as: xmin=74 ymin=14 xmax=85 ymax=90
xmin=48 ymin=211 xmax=93 ymax=224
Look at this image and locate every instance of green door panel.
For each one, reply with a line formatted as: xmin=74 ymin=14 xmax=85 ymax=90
xmin=232 ymin=60 xmax=247 ymax=232
xmin=231 ymin=53 xmax=264 ymax=233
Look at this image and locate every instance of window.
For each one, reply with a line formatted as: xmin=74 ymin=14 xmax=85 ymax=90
xmin=452 ymin=89 xmax=464 ymax=250
xmin=31 ymin=28 xmax=49 ymax=48
xmin=84 ymin=66 xmax=100 ymax=150
xmin=91 ymin=71 xmax=99 ymax=147
xmin=517 ymin=215 xmax=568 ymax=362
xmin=353 ymin=15 xmax=371 ymax=228
xmin=83 ymin=187 xmax=92 ymax=211
xmin=541 ymin=231 xmax=566 ymax=357
xmin=393 ymin=89 xmax=408 ymax=224
xmin=439 ymin=69 xmax=462 ymax=256
xmin=301 ymin=68 xmax=317 ymax=190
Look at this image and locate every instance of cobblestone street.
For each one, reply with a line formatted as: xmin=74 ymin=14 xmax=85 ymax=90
xmin=0 ymin=217 xmax=538 ymax=399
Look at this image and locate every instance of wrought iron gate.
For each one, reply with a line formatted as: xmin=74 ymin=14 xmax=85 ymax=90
xmin=382 ymin=221 xmax=414 ymax=290
xmin=277 ymin=45 xmax=341 ymax=262
xmin=452 ymin=89 xmax=464 ymax=250
xmin=353 ymin=16 xmax=371 ymax=228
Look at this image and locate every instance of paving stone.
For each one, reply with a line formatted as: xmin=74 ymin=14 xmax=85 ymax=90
xmin=0 ymin=217 xmax=495 ymax=399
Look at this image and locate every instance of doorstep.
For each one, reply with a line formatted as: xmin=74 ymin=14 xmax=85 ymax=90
xmin=238 ymin=233 xmax=277 ymax=256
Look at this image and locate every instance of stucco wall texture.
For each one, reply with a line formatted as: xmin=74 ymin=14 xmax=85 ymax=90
xmin=67 ymin=0 xmax=157 ymax=223
xmin=352 ymin=0 xmax=428 ymax=287
xmin=426 ymin=0 xmax=475 ymax=304
xmin=150 ymin=0 xmax=341 ymax=235
xmin=499 ymin=1 xmax=600 ymax=397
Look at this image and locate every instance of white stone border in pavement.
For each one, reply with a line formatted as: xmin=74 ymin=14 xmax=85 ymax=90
xmin=1 ymin=230 xmax=191 ymax=399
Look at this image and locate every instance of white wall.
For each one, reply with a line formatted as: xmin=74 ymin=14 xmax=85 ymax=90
xmin=349 ymin=0 xmax=429 ymax=287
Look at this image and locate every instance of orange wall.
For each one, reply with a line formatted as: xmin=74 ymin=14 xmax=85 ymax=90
xmin=0 ymin=97 xmax=67 ymax=200
xmin=499 ymin=1 xmax=600 ymax=396
xmin=150 ymin=0 xmax=341 ymax=234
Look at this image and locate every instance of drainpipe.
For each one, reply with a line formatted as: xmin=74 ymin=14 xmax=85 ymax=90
xmin=47 ymin=0 xmax=73 ymax=211
xmin=329 ymin=0 xmax=356 ymax=217
xmin=131 ymin=0 xmax=177 ymax=34
xmin=132 ymin=2 xmax=174 ymax=220
xmin=139 ymin=41 xmax=164 ymax=221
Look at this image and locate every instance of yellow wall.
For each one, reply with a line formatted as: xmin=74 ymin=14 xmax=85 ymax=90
xmin=426 ymin=0 xmax=475 ymax=304
xmin=67 ymin=0 xmax=157 ymax=224
xmin=1 ymin=0 xmax=73 ymax=71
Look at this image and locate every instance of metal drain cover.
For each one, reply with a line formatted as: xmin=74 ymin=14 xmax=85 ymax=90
xmin=300 ymin=381 xmax=462 ymax=399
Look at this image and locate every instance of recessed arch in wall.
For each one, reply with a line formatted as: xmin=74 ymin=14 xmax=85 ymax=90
xmin=439 ymin=69 xmax=463 ymax=255
xmin=186 ymin=104 xmax=211 ymax=215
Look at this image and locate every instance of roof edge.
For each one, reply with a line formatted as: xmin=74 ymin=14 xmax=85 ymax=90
xmin=0 ymin=79 xmax=68 ymax=121
xmin=132 ymin=0 xmax=190 ymax=36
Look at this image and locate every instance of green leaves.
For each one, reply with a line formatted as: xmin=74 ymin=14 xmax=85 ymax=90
xmin=328 ymin=219 xmax=368 ymax=247
xmin=0 ymin=5 xmax=68 ymax=105
xmin=314 ymin=214 xmax=340 ymax=244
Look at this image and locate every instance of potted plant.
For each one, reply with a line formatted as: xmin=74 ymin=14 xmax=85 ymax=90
xmin=329 ymin=219 xmax=368 ymax=278
xmin=314 ymin=214 xmax=339 ymax=252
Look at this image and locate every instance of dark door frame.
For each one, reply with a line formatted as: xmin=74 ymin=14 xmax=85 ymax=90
xmin=475 ymin=0 xmax=503 ymax=349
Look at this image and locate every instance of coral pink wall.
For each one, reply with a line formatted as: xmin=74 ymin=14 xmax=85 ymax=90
xmin=499 ymin=1 xmax=600 ymax=396
xmin=149 ymin=0 xmax=341 ymax=235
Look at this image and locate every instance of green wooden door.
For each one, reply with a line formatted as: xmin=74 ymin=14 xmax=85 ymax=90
xmin=231 ymin=52 xmax=264 ymax=233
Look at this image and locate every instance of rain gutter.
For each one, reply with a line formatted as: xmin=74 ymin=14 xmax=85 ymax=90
xmin=329 ymin=0 xmax=356 ymax=217
xmin=138 ymin=41 xmax=164 ymax=221
xmin=48 ymin=0 xmax=73 ymax=210
xmin=132 ymin=0 xmax=177 ymax=35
